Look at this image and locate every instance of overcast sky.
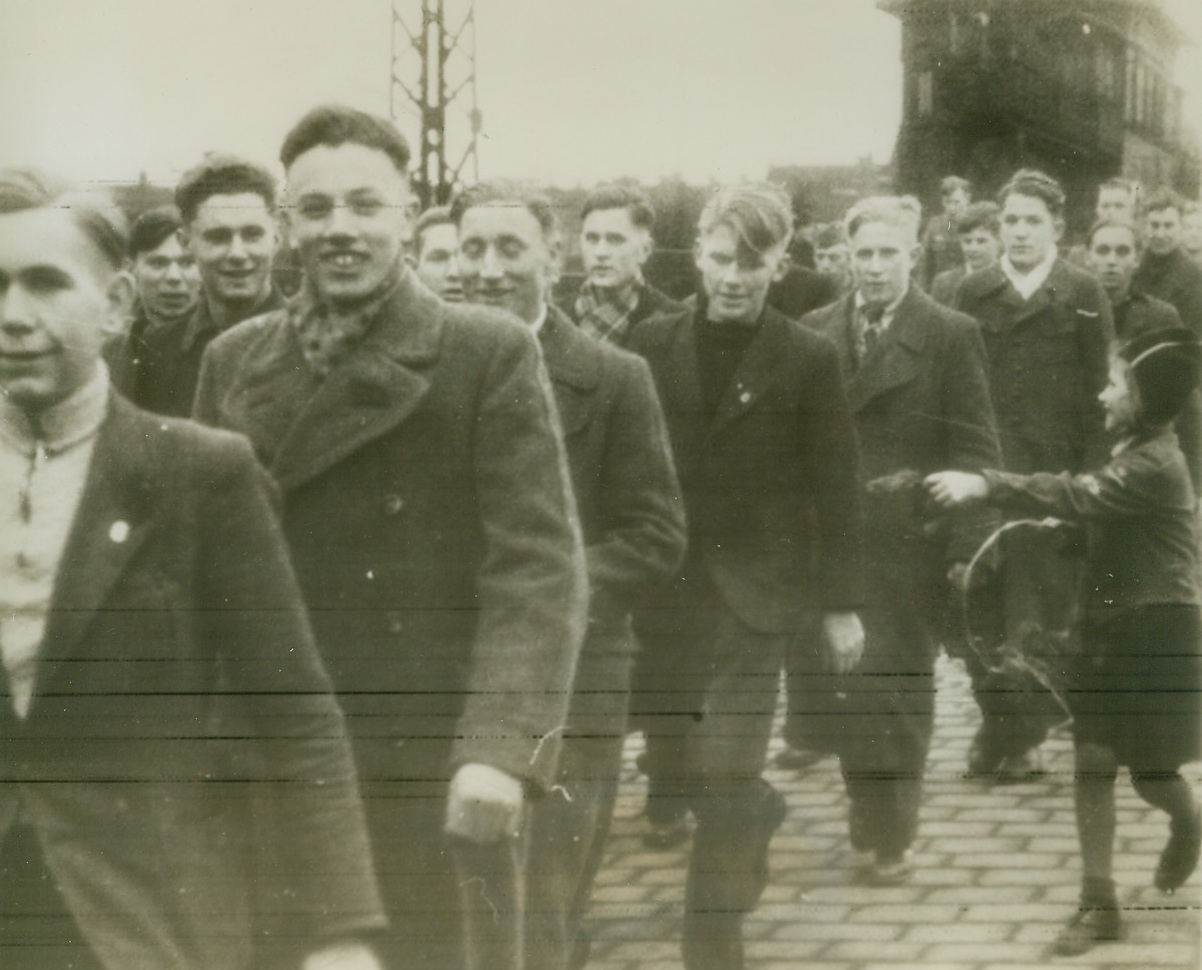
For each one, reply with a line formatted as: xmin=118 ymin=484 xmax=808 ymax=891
xmin=1 ymin=0 xmax=1199 ymax=189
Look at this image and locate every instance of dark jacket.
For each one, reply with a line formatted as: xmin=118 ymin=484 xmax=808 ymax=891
xmin=929 ymin=265 xmax=968 ymax=307
xmin=107 ymin=290 xmax=284 ymax=417
xmin=983 ymin=428 xmax=1201 ymax=619
xmin=767 ymin=264 xmax=839 ymax=321
xmin=193 ymin=272 xmax=587 ymax=790
xmin=626 ymin=301 xmax=865 ymax=632
xmin=538 ymin=307 xmax=686 ymax=730
xmin=1 ymin=396 xmax=384 ymax=970
xmin=802 ymin=287 xmax=1002 ymax=564
xmin=955 ymin=258 xmax=1114 ymax=474
xmin=1133 ymin=247 xmax=1202 ymax=336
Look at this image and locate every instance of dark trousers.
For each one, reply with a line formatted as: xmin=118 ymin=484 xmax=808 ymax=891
xmin=363 ymin=781 xmax=525 ymax=970
xmin=0 ymin=822 xmax=105 ymax=970
xmin=637 ymin=591 xmax=789 ymax=970
xmin=782 ymin=612 xmax=843 ymax=753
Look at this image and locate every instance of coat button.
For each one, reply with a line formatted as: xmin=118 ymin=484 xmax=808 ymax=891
xmin=383 ymin=494 xmax=404 ymax=516
xmin=386 ymin=612 xmax=405 ymax=635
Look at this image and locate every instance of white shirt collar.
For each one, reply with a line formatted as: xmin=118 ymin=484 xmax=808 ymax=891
xmin=0 ymin=361 xmax=109 ymax=452
xmin=1000 ymin=248 xmax=1058 ymax=301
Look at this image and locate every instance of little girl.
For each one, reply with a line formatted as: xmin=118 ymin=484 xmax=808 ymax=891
xmin=926 ymin=326 xmax=1202 ymax=957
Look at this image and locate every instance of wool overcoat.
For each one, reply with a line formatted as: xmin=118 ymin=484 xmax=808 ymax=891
xmin=1 ymin=395 xmax=385 ymax=970
xmin=193 ymin=273 xmax=588 ymax=791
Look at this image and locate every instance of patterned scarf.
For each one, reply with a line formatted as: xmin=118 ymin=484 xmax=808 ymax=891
xmin=574 ymin=276 xmax=642 ymax=344
xmin=291 ymin=271 xmax=402 ymax=378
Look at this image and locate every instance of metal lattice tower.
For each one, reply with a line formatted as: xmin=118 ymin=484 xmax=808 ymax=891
xmin=390 ymin=0 xmax=481 ymax=207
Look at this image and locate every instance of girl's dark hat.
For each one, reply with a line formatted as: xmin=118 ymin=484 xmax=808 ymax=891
xmin=1118 ymin=326 xmax=1202 ymax=424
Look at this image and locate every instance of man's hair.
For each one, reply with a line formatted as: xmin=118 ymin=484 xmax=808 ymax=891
xmin=1099 ymin=177 xmax=1138 ymax=200
xmin=580 ymin=184 xmax=655 ymax=232
xmin=940 ymin=175 xmax=972 ymax=195
xmin=175 ymin=153 xmax=278 ymax=224
xmin=0 ymin=167 xmax=127 ymax=269
xmin=844 ymin=195 xmax=923 ymax=244
xmin=414 ymin=205 xmax=454 ymax=255
xmin=813 ymin=221 xmax=848 ymax=251
xmin=449 ymin=181 xmax=559 ymax=242
xmin=129 ymin=205 xmax=185 ymax=259
xmin=955 ymin=201 xmax=1001 ymax=237
xmin=280 ymin=104 xmax=412 ymax=175
xmin=998 ymin=168 xmax=1066 ymax=219
xmin=1087 ymin=216 xmax=1143 ymax=249
xmin=1143 ymin=187 xmax=1185 ymax=219
xmin=697 ymin=183 xmax=793 ymax=254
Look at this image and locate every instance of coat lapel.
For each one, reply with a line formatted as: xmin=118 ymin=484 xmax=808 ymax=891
xmin=267 ymin=275 xmax=444 ymax=492
xmin=36 ymin=397 xmax=158 ymax=708
xmin=539 ymin=307 xmax=600 ymax=436
xmin=850 ymin=288 xmax=928 ymax=412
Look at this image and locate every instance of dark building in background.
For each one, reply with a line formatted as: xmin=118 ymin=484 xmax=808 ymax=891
xmin=881 ymin=0 xmax=1200 ymax=237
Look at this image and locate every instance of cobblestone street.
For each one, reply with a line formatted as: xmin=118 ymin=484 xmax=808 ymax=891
xmin=582 ymin=655 xmax=1202 ymax=970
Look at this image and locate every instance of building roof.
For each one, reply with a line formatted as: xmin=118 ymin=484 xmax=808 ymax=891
xmin=877 ymin=0 xmax=1189 ymax=47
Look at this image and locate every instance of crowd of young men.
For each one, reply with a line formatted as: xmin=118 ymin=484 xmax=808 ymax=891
xmin=2 ymin=101 xmax=1201 ymax=970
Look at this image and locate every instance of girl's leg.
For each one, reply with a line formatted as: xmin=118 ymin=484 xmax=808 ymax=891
xmin=1132 ymin=770 xmax=1202 ymax=893
xmin=1053 ymin=741 xmax=1122 ymax=956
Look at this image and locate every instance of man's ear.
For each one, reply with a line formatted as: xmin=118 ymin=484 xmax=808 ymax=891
xmin=104 ymin=271 xmax=137 ymax=338
xmin=1053 ymin=217 xmax=1066 ymax=244
xmin=771 ymin=251 xmax=792 ymax=284
xmin=547 ymin=235 xmax=564 ymax=287
xmin=909 ymin=242 xmax=925 ymax=270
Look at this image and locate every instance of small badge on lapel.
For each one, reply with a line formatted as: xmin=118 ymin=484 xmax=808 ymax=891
xmin=738 ymin=386 xmax=752 ymax=405
xmin=109 ymin=520 xmax=130 ymax=544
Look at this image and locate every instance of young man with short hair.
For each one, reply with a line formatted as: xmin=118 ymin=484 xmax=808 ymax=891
xmin=930 ymin=201 xmax=1002 ymax=306
xmin=1133 ymin=188 xmax=1202 ymax=337
xmin=569 ymin=183 xmax=682 ymax=344
xmin=412 ymin=204 xmax=464 ymax=302
xmin=1088 ymin=217 xmax=1201 ymax=489
xmin=802 ymin=196 xmax=1000 ymax=884
xmin=955 ymin=168 xmax=1115 ymax=784
xmin=195 ymin=105 xmax=587 ymax=970
xmin=0 ymin=167 xmax=384 ymax=970
xmin=452 ymin=180 xmax=686 ymax=970
xmin=920 ymin=174 xmax=972 ymax=288
xmin=626 ymin=183 xmax=865 ymax=970
xmin=109 ymin=154 xmax=283 ymax=415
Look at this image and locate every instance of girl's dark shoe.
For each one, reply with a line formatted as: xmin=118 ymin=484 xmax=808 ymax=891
xmin=1050 ymin=906 xmax=1122 ymax=957
xmin=1155 ymin=804 xmax=1202 ymax=893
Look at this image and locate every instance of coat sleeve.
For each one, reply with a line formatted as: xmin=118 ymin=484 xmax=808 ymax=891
xmin=1076 ymin=277 xmax=1117 ymax=471
xmin=982 ymin=448 xmax=1180 ymax=521
xmin=452 ymin=326 xmax=588 ymax=791
xmin=586 ymin=353 xmax=687 ymax=617
xmin=941 ymin=318 xmax=1004 ymax=562
xmin=799 ymin=330 xmax=866 ymax=610
xmin=196 ymin=435 xmax=386 ymax=946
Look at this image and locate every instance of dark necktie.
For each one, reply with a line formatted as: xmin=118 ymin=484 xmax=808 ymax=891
xmin=858 ymin=305 xmax=886 ymax=363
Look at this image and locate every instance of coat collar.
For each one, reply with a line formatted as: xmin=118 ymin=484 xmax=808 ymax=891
xmin=970 ymin=258 xmax=1077 ymax=329
xmin=538 ymin=305 xmax=601 ymax=392
xmin=235 ymin=270 xmax=445 ymax=491
xmin=35 ymin=395 xmax=161 ymax=714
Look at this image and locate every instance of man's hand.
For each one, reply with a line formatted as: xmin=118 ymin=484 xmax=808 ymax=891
xmin=301 ymin=942 xmax=382 ymax=970
xmin=924 ymin=471 xmax=988 ymax=509
xmin=822 ymin=611 xmax=865 ymax=674
xmin=445 ymin=762 xmax=524 ymax=844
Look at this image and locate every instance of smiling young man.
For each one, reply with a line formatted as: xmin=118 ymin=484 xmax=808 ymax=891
xmin=108 ymin=155 xmax=283 ymax=416
xmin=568 ymin=184 xmax=682 ymax=344
xmin=451 ymin=180 xmax=686 ymax=970
xmin=0 ymin=168 xmax=385 ymax=970
xmin=954 ymin=168 xmax=1114 ymax=784
xmin=624 ymin=183 xmax=865 ymax=970
xmin=193 ymin=105 xmax=586 ymax=970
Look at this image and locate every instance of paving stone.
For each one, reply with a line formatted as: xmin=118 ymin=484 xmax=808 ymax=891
xmin=823 ymin=939 xmax=928 ymax=961
xmin=904 ymin=923 xmax=1012 ymax=943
